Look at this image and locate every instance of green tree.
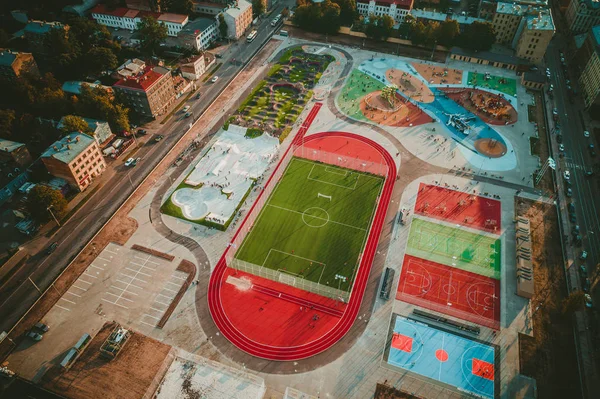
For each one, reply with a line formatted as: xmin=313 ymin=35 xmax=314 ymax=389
xmin=26 ymin=185 xmax=68 ymax=224
xmin=252 ymin=0 xmax=265 ymax=18
xmin=321 ymin=0 xmax=342 ymax=34
xmin=163 ymin=0 xmax=193 ymax=14
xmin=218 ymin=13 xmax=228 ymax=38
xmin=43 ymin=28 xmax=81 ymax=79
xmin=59 ymin=115 xmax=91 ymax=135
xmin=77 ymin=85 xmax=130 ymax=133
xmin=85 ymin=47 xmax=118 ymax=76
xmin=109 ymin=103 xmax=131 ymax=133
xmin=333 ymin=0 xmax=356 ymax=26
xmin=0 ymin=109 xmax=16 ymax=139
xmin=436 ymin=19 xmax=459 ymax=48
xmin=398 ymin=14 xmax=415 ymax=39
xmin=137 ymin=16 xmax=168 ymax=54
xmin=459 ymin=21 xmax=496 ymax=51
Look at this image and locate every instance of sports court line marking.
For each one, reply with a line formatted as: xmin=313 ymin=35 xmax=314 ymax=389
xmin=60 ymin=298 xmax=76 ymax=305
xmin=125 ymin=267 xmax=152 ymax=277
xmin=324 ymin=166 xmax=348 ymax=176
xmin=66 ymin=291 xmax=81 ymax=298
xmin=101 ymin=298 xmax=128 ymax=309
xmin=307 ymin=164 xmax=359 ymax=190
xmin=263 ymin=248 xmax=327 ymax=284
xmin=266 ymin=203 xmax=367 ymax=231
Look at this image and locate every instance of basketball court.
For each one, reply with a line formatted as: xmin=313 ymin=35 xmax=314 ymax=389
xmin=396 ymin=255 xmax=500 ymax=329
xmin=415 ymin=183 xmax=502 ymax=235
xmin=387 ymin=315 xmax=496 ymax=399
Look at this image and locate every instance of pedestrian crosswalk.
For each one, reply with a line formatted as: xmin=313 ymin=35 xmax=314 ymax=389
xmin=565 ymin=162 xmax=584 ymax=170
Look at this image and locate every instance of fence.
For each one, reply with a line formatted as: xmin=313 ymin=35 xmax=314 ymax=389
xmin=294 ymin=144 xmax=389 ymax=178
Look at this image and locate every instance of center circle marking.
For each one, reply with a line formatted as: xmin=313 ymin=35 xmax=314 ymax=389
xmin=302 ymin=207 xmax=330 ymax=228
xmin=436 ymin=349 xmax=449 ymax=362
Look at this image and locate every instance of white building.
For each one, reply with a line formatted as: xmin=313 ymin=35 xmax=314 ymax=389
xmin=223 ymin=0 xmax=253 ymax=40
xmin=178 ymin=18 xmax=219 ymax=51
xmin=356 ymin=0 xmax=414 ymax=24
xmin=566 ymin=0 xmax=600 ymax=34
xmin=90 ymin=4 xmax=188 ymax=37
xmin=180 ymin=54 xmax=214 ymax=80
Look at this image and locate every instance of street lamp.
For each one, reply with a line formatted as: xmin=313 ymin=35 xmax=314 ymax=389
xmin=47 ymin=205 xmax=61 ymax=227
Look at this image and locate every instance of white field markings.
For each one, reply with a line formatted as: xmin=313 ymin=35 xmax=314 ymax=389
xmin=102 ymin=254 xmax=155 ymax=309
xmin=307 ymin=163 xmax=359 ymax=190
xmin=264 ymin=248 xmax=328 ymax=284
xmin=266 ymin=204 xmax=367 ymax=231
xmin=141 ymin=273 xmax=185 ymax=328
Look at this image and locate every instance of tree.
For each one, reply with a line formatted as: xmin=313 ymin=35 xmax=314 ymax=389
xmin=459 ymin=21 xmax=496 ymax=51
xmin=77 ymin=85 xmax=130 ymax=133
xmin=562 ymin=290 xmax=585 ymax=315
xmin=163 ymin=0 xmax=193 ymax=14
xmin=0 ymin=109 xmax=16 ymax=139
xmin=398 ymin=14 xmax=415 ymax=39
xmin=252 ymin=0 xmax=265 ymax=18
xmin=282 ymin=7 xmax=290 ymax=18
xmin=218 ymin=14 xmax=228 ymax=38
xmin=321 ymin=0 xmax=342 ymax=35
xmin=26 ymin=185 xmax=68 ymax=224
xmin=59 ymin=115 xmax=91 ymax=135
xmin=436 ymin=19 xmax=460 ymax=48
xmin=137 ymin=16 xmax=168 ymax=54
xmin=333 ymin=0 xmax=356 ymax=26
xmin=0 ymin=29 xmax=9 ymax=48
xmin=85 ymin=47 xmax=118 ymax=76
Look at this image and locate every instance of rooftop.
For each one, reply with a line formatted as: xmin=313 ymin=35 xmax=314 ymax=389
xmin=62 ymin=81 xmax=111 ymax=95
xmin=179 ymin=17 xmax=217 ymax=35
xmin=113 ymin=65 xmax=171 ymax=91
xmin=0 ymin=50 xmax=18 ymax=67
xmin=90 ymin=5 xmax=187 ymax=22
xmin=356 ymin=0 xmax=414 ymax=7
xmin=451 ymin=46 xmax=530 ymax=66
xmin=225 ymin=0 xmax=251 ymax=18
xmin=0 ymin=139 xmax=26 ymax=153
xmin=523 ymin=71 xmax=546 ymax=83
xmin=180 ymin=54 xmax=205 ymax=66
xmin=158 ymin=13 xmax=189 ymax=24
xmin=526 ymin=8 xmax=554 ymax=30
xmin=411 ymin=9 xmax=485 ymax=24
xmin=24 ymin=20 xmax=65 ymax=35
xmin=42 ymin=133 xmax=96 ymax=164
xmin=592 ymin=24 xmax=600 ymax=47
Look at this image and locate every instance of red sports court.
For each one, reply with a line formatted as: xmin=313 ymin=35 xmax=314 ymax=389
xmin=396 ymin=255 xmax=500 ymax=329
xmin=415 ymin=183 xmax=501 ymax=235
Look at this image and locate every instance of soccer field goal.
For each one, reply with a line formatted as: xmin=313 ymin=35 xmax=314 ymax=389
xmin=318 ymin=193 xmax=332 ymax=200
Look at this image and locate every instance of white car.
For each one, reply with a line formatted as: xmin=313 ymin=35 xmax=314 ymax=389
xmin=584 ymin=131 xmax=590 ymax=138
xmin=125 ymin=157 xmax=138 ymax=167
xmin=564 ymin=170 xmax=571 ymax=180
xmin=580 ymin=251 xmax=588 ymax=260
xmin=559 ymin=144 xmax=565 ymax=152
xmin=183 ymin=105 xmax=190 ymax=112
xmin=211 ymin=76 xmax=219 ymax=83
xmin=552 ymin=108 xmax=558 ymax=116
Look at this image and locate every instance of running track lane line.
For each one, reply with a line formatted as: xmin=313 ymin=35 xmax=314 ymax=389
xmin=252 ymin=284 xmax=344 ymax=318
xmin=207 ymin=129 xmax=396 ymax=360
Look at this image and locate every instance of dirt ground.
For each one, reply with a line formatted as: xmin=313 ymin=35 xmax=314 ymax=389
xmin=42 ymin=321 xmax=172 ymax=399
xmin=411 ymin=62 xmax=463 ymax=85
xmin=516 ymin=198 xmax=581 ymax=399
xmin=386 ymin=69 xmax=434 ymax=103
xmin=441 ymin=88 xmax=517 ymax=126
xmin=359 ymin=92 xmax=433 ymax=127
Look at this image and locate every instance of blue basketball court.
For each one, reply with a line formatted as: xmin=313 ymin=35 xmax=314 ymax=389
xmin=387 ymin=315 xmax=495 ymax=399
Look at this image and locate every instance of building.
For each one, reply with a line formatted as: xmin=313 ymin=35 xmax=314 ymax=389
xmin=178 ymin=18 xmax=219 ymax=51
xmin=113 ymin=58 xmax=146 ymax=80
xmin=62 ymin=81 xmax=112 ymax=95
xmin=113 ymin=63 xmax=176 ymax=118
xmin=192 ymin=1 xmax=228 ymax=16
xmin=491 ymin=2 xmax=554 ymax=63
xmin=521 ymin=71 xmax=546 ymax=89
xmin=356 ymin=0 xmax=414 ymax=24
xmin=0 ymin=139 xmax=32 ymax=167
xmin=223 ymin=0 xmax=253 ymax=40
xmin=90 ymin=5 xmax=188 ymax=37
xmin=126 ymin=0 xmax=155 ymax=11
xmin=450 ymin=47 xmax=530 ymax=71
xmin=63 ymin=0 xmax=101 ymax=16
xmin=24 ymin=20 xmax=69 ymax=54
xmin=180 ymin=53 xmax=215 ymax=80
xmin=41 ymin=133 xmax=106 ymax=191
xmin=576 ymin=25 xmax=600 ymax=108
xmin=58 ymin=117 xmax=114 ymax=146
xmin=0 ymin=50 xmax=39 ymax=80
xmin=566 ymin=0 xmax=600 ymax=34
xmin=411 ymin=9 xmax=486 ymax=30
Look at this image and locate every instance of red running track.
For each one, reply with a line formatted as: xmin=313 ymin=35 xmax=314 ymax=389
xmin=415 ymin=183 xmax=502 ymax=235
xmin=396 ymin=255 xmax=500 ymax=329
xmin=207 ymin=122 xmax=397 ymax=360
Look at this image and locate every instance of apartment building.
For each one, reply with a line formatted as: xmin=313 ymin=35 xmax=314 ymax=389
xmin=192 ymin=1 xmax=227 ymax=16
xmin=180 ymin=54 xmax=215 ymax=80
xmin=90 ymin=5 xmax=188 ymax=36
xmin=113 ymin=63 xmax=176 ymax=118
xmin=576 ymin=25 xmax=600 ymax=108
xmin=57 ymin=116 xmax=114 ymax=146
xmin=223 ymin=0 xmax=253 ymax=40
xmin=178 ymin=18 xmax=219 ymax=51
xmin=0 ymin=50 xmax=39 ymax=80
xmin=41 ymin=133 xmax=106 ymax=191
xmin=356 ymin=0 xmax=414 ymax=24
xmin=492 ymin=2 xmax=554 ymax=63
xmin=0 ymin=139 xmax=32 ymax=167
xmin=411 ymin=9 xmax=486 ymax=31
xmin=566 ymin=0 xmax=600 ymax=34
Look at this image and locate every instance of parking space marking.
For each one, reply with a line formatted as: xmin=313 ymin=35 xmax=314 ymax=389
xmin=140 ymin=320 xmax=156 ymax=327
xmin=172 ymin=275 xmax=186 ymax=281
xmin=125 ymin=267 xmax=152 ymax=277
xmin=98 ymin=257 xmax=113 ymax=262
xmin=150 ymin=306 xmax=166 ymax=312
xmin=55 ymin=305 xmax=71 ymax=311
xmin=162 ymin=287 xmax=178 ymax=294
xmin=144 ymin=314 xmax=161 ymax=320
xmin=89 ymin=264 xmax=105 ymax=270
xmin=78 ymin=279 xmax=92 ymax=285
xmin=66 ymin=291 xmax=81 ymax=298
xmin=60 ymin=297 xmax=76 ymax=305
xmin=129 ymin=261 xmax=156 ymax=271
xmin=110 ymin=285 xmax=139 ymax=295
xmin=101 ymin=298 xmax=128 ymax=309
xmin=104 ymin=249 xmax=119 ymax=255
xmin=83 ymin=273 xmax=97 ymax=279
xmin=158 ymin=293 xmax=174 ymax=300
xmin=166 ymin=281 xmax=180 ymax=287
xmin=72 ymin=285 xmax=87 ymax=291
xmin=155 ymin=299 xmax=170 ymax=306
xmin=115 ymin=279 xmax=144 ymax=289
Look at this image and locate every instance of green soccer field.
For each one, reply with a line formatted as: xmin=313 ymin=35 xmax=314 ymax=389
xmin=406 ymin=218 xmax=501 ymax=279
xmin=234 ymin=157 xmax=384 ymax=292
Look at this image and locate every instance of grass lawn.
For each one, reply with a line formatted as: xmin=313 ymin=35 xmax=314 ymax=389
xmin=406 ymin=218 xmax=501 ymax=279
xmin=235 ymin=157 xmax=383 ymax=292
xmin=467 ymin=72 xmax=517 ymax=97
xmin=338 ymin=69 xmax=386 ymax=121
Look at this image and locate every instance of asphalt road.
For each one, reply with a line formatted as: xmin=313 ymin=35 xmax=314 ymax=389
xmin=546 ymin=39 xmax=600 ymax=274
xmin=0 ymin=6 xmax=288 ymax=335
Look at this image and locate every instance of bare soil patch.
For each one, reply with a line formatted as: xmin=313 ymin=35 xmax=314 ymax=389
xmin=411 ymin=62 xmax=463 ymax=85
xmin=386 ymin=68 xmax=434 ymax=103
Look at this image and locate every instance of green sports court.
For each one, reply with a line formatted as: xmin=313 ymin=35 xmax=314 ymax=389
xmin=406 ymin=218 xmax=501 ymax=279
xmin=234 ymin=157 xmax=383 ymax=292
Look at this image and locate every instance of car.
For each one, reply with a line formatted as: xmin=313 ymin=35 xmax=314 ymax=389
xmin=575 ymin=235 xmax=582 ymax=246
xmin=568 ymin=203 xmax=576 ymax=213
xmin=583 ymin=278 xmax=591 ymax=292
xmin=46 ymin=242 xmax=58 ymax=255
xmin=567 ymin=84 xmax=572 ymax=91
xmin=530 ymin=66 xmax=539 ymax=71
xmin=125 ymin=157 xmax=137 ymax=167
xmin=573 ymin=225 xmax=580 ymax=234
xmin=580 ymin=265 xmax=588 ymax=277
xmin=549 ymin=84 xmax=554 ymax=91
xmin=564 ymin=170 xmax=571 ymax=180
xmin=559 ymin=143 xmax=565 ymax=152
xmin=136 ymin=129 xmax=147 ymax=135
xmin=154 ymin=134 xmax=164 ymax=142
xmin=584 ymin=130 xmax=590 ymax=138
xmin=546 ymin=67 xmax=551 ymax=75
xmin=211 ymin=76 xmax=219 ymax=83
xmin=26 ymin=331 xmax=43 ymax=341
xmin=566 ymin=79 xmax=571 ymax=85
xmin=215 ymin=53 xmax=223 ymax=59
xmin=195 ymin=93 xmax=201 ymax=100
xmin=185 ymin=112 xmax=192 ymax=118
xmin=585 ymin=170 xmax=594 ymax=177
xmin=566 ymin=187 xmax=573 ymax=197
xmin=580 ymin=251 xmax=588 ymax=260
xmin=34 ymin=322 xmax=49 ymax=333
xmin=183 ymin=105 xmax=190 ymax=112
xmin=556 ymin=134 xmax=562 ymax=143
xmin=585 ymin=294 xmax=593 ymax=308
xmin=552 ymin=108 xmax=558 ymax=115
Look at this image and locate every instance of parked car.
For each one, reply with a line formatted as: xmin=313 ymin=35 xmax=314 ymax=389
xmin=580 ymin=265 xmax=588 ymax=277
xmin=585 ymin=294 xmax=593 ymax=308
xmin=564 ymin=170 xmax=571 ymax=180
xmin=136 ymin=129 xmax=147 ymax=135
xmin=584 ymin=130 xmax=590 ymax=138
xmin=26 ymin=331 xmax=43 ymax=341
xmin=583 ymin=278 xmax=591 ymax=293
xmin=585 ymin=170 xmax=594 ymax=177
xmin=46 ymin=242 xmax=58 ymax=255
xmin=211 ymin=76 xmax=219 ymax=83
xmin=556 ymin=134 xmax=563 ymax=143
xmin=125 ymin=157 xmax=138 ymax=167
xmin=568 ymin=203 xmax=576 ymax=214
xmin=34 ymin=322 xmax=49 ymax=333
xmin=183 ymin=105 xmax=191 ymax=112
xmin=570 ymin=213 xmax=577 ymax=223
xmin=573 ymin=225 xmax=580 ymax=234
xmin=580 ymin=251 xmax=588 ymax=260
xmin=566 ymin=187 xmax=573 ymax=197
xmin=575 ymin=235 xmax=582 ymax=246
xmin=154 ymin=135 xmax=164 ymax=142
xmin=195 ymin=93 xmax=201 ymax=100
xmin=559 ymin=143 xmax=565 ymax=152
xmin=185 ymin=112 xmax=192 ymax=118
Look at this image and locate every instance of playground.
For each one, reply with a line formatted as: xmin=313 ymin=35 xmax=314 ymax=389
xmin=387 ymin=315 xmax=496 ymax=399
xmin=467 ymin=72 xmax=517 ymax=97
xmin=441 ymin=88 xmax=518 ymax=125
xmin=386 ymin=68 xmax=435 ymax=103
xmin=412 ymin=62 xmax=464 ymax=85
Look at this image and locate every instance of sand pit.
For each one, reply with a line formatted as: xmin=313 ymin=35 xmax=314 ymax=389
xmin=474 ymin=138 xmax=507 ymax=158
xmin=360 ymin=90 xmax=433 ymax=127
xmin=412 ymin=62 xmax=463 ymax=85
xmin=386 ymin=68 xmax=435 ymax=103
xmin=441 ymin=88 xmax=517 ymax=125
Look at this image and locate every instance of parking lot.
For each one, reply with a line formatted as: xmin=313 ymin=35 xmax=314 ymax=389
xmin=6 ymin=243 xmax=188 ymax=381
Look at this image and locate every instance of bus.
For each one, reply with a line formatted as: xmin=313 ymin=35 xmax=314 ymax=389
xmin=247 ymin=30 xmax=258 ymax=43
xmin=271 ymin=14 xmax=281 ymax=27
